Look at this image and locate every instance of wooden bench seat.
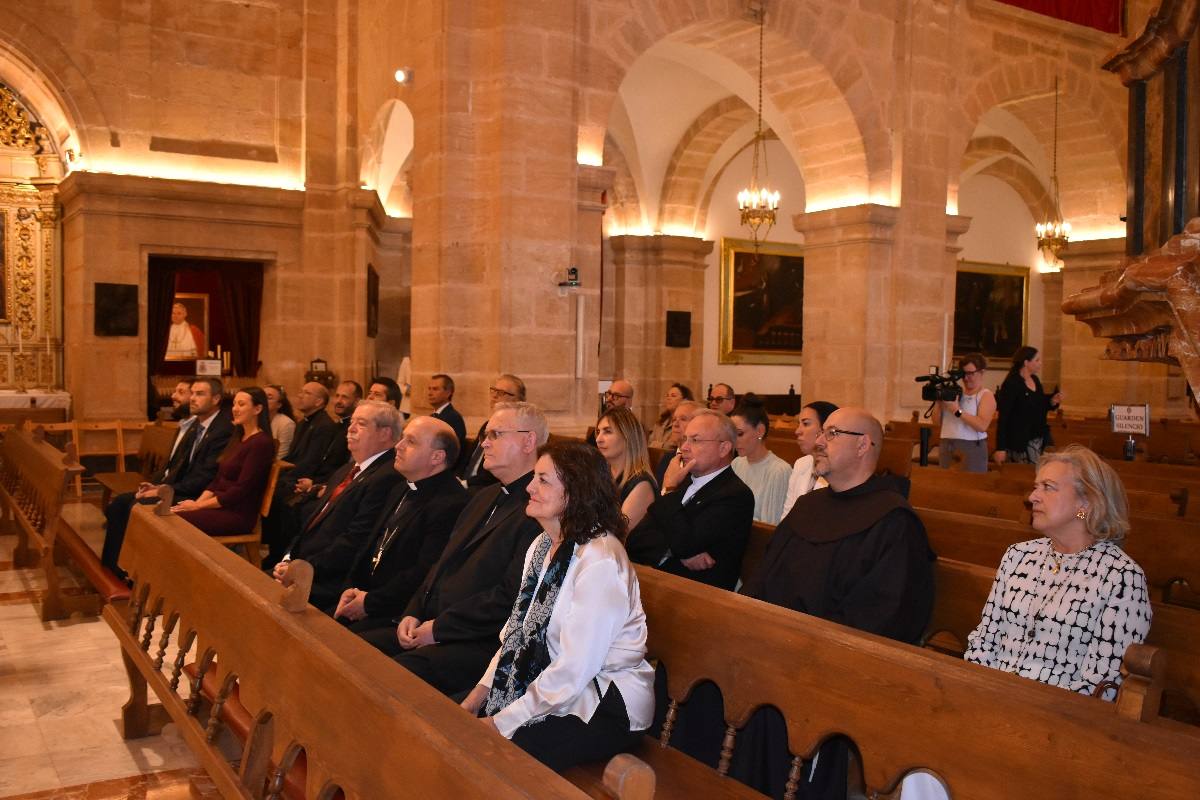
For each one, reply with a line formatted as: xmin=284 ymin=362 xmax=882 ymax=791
xmin=107 ymin=506 xmax=611 ymax=800
xmin=1 ymin=427 xmax=128 ymax=619
xmin=626 ymin=565 xmax=1200 ymax=798
xmin=93 ymin=421 xmax=178 ymax=508
xmin=927 ymin=557 xmax=1200 ymax=723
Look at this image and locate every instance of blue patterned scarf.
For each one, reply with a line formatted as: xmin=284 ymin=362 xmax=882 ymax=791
xmin=485 ymin=533 xmax=576 ymax=717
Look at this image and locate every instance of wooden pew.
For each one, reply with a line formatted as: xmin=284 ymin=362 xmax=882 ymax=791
xmin=742 ymin=520 xmax=1200 ymax=727
xmin=109 ymin=506 xmax=618 ymax=800
xmin=927 ymin=557 xmax=1200 ymax=723
xmin=0 ymin=427 xmax=128 ymax=620
xmin=917 ymin=506 xmax=1200 ymax=607
xmin=588 ymin=566 xmax=1200 ymax=799
xmin=93 ymin=421 xmax=179 ymax=508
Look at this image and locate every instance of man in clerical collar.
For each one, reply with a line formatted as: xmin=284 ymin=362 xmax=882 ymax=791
xmin=391 ymin=401 xmax=546 ymax=697
xmin=742 ymin=406 xmax=935 ymax=642
xmin=626 ymin=409 xmax=754 ymax=590
xmin=335 ymin=416 xmax=469 ymax=644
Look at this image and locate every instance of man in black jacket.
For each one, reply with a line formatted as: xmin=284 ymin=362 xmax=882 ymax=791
xmin=102 ymin=377 xmax=233 ymax=576
xmin=262 ymin=381 xmax=341 ymax=565
xmin=335 ymin=416 xmax=468 ymax=643
xmin=272 ymin=401 xmax=403 ymax=609
xmin=392 ymin=401 xmax=546 ymax=697
xmin=427 ymin=373 xmax=467 ymax=467
xmin=625 ymin=409 xmax=754 ymax=590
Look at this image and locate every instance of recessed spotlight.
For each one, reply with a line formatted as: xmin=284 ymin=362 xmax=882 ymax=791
xmin=394 ymin=68 xmax=413 ymax=85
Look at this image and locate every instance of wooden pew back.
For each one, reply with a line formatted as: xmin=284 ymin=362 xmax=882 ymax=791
xmin=929 ymin=557 xmax=1200 ymax=722
xmin=637 ymin=566 xmax=1200 ymax=798
xmin=111 ymin=508 xmax=590 ymax=800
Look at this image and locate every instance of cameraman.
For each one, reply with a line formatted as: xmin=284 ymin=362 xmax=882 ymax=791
xmin=932 ymin=353 xmax=995 ymax=472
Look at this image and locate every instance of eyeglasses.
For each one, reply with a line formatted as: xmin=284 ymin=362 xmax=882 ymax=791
xmin=962 ymin=369 xmax=981 ymax=377
xmin=708 ymin=395 xmax=733 ymax=403
xmin=604 ymin=391 xmax=631 ymax=399
xmin=819 ymin=426 xmax=866 ymax=441
xmin=489 ymin=387 xmax=517 ymax=398
xmin=483 ymin=429 xmax=531 ymax=441
xmin=681 ymin=436 xmax=724 ymax=446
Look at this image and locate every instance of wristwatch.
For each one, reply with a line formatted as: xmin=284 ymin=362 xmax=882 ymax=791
xmin=954 ymin=409 xmax=963 ymax=418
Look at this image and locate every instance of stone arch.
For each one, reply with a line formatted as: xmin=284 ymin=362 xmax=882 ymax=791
xmin=657 ymin=96 xmax=756 ymax=233
xmin=967 ymin=156 xmax=1056 ymax=224
xmin=0 ymin=9 xmax=108 ymax=160
xmin=603 ymin=134 xmax=644 ymax=234
xmin=583 ymin=0 xmax=889 ymax=210
xmin=949 ymin=56 xmax=1126 ymax=227
xmin=360 ymin=99 xmax=415 ymax=216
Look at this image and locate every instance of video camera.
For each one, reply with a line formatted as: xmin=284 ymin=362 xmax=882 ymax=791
xmin=914 ymin=366 xmax=963 ymax=403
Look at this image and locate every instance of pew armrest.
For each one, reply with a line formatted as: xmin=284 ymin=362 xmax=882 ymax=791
xmin=1115 ymin=643 xmax=1166 ymax=722
xmin=602 ymin=753 xmax=656 ymax=800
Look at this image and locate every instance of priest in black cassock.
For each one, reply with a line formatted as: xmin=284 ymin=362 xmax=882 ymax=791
xmin=334 ymin=416 xmax=469 ymax=648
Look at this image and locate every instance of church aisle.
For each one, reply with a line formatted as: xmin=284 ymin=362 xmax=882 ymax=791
xmin=0 ymin=532 xmax=202 ymax=799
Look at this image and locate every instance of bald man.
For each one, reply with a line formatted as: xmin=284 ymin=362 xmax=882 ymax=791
xmin=742 ymin=406 xmax=934 ymax=641
xmin=603 ymin=379 xmax=635 ymax=412
xmin=736 ymin=407 xmax=936 ymax=799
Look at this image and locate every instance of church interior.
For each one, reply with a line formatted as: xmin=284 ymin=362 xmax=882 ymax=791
xmin=3 ymin=0 xmax=1200 ymax=797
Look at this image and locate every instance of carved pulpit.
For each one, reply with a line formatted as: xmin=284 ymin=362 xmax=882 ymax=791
xmin=1063 ymin=1 xmax=1200 ymax=403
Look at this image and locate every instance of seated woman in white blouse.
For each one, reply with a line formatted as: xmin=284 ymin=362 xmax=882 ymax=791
xmin=964 ymin=444 xmax=1151 ymax=698
xmin=780 ymin=400 xmax=838 ymax=519
xmin=461 ymin=440 xmax=654 ymax=772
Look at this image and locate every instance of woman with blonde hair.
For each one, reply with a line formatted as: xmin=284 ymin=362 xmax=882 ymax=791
xmin=964 ymin=444 xmax=1151 ymax=699
xmin=594 ymin=406 xmax=658 ymax=530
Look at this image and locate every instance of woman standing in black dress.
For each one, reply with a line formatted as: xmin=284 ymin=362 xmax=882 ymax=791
xmin=995 ymin=346 xmax=1062 ymax=464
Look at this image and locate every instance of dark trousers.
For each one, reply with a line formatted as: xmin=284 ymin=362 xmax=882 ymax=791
xmin=394 ymin=639 xmax=498 ymax=698
xmin=101 ymin=492 xmax=154 ymax=576
xmin=351 ymin=617 xmax=403 ymax=655
xmin=508 ymin=683 xmax=643 ymax=773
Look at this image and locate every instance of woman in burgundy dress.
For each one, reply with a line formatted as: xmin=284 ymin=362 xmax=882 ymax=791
xmin=174 ymin=386 xmax=275 ymax=535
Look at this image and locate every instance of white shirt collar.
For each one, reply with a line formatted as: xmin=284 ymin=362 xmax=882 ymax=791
xmin=355 ymin=449 xmax=390 ymax=473
xmin=681 ymin=463 xmax=730 ymax=505
xmin=435 ymin=402 xmax=450 ymax=414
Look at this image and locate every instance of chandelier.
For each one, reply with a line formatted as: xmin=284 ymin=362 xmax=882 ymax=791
xmin=737 ymin=4 xmax=779 ymax=247
xmin=1036 ymin=77 xmax=1071 ymax=257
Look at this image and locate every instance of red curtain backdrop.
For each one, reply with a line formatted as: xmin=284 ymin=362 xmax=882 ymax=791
xmin=997 ymin=0 xmax=1123 ymax=34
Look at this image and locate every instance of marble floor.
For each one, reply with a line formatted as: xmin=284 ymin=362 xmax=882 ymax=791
xmin=0 ymin=527 xmax=207 ymax=799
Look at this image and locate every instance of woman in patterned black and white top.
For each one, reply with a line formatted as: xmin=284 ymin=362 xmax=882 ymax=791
xmin=964 ymin=444 xmax=1151 ymax=698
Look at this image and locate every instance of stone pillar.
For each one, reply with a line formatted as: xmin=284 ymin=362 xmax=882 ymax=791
xmin=608 ymin=235 xmax=713 ymax=427
xmin=571 ymin=165 xmax=614 ymax=426
xmin=1059 ymin=237 xmax=1189 ymax=417
xmin=407 ymin=0 xmax=593 ymax=430
xmin=792 ymin=205 xmax=899 ymax=417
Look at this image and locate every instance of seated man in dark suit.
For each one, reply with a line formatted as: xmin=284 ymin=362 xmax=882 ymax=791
xmin=102 ymin=377 xmax=233 ymax=577
xmin=427 ymin=373 xmax=467 ymax=467
xmin=391 ymin=401 xmax=547 ymax=697
xmin=459 ymin=373 xmax=525 ymax=490
xmin=262 ymin=381 xmax=341 ymax=565
xmin=271 ymin=401 xmax=403 ymax=610
xmin=626 ymin=409 xmax=754 ymax=590
xmin=334 ymin=416 xmax=469 ymax=640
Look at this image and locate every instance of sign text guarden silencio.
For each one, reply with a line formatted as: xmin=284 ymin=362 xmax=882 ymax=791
xmin=1111 ymin=404 xmax=1150 ymax=437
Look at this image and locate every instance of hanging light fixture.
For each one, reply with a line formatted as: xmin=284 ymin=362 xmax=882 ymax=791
xmin=737 ymin=4 xmax=779 ymax=248
xmin=1036 ymin=76 xmax=1071 ymax=257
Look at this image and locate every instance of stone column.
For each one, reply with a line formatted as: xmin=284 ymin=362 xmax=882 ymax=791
xmin=407 ymin=0 xmax=594 ymax=430
xmin=1059 ymin=237 xmax=1190 ymax=417
xmin=608 ymin=235 xmax=713 ymax=427
xmin=792 ymin=204 xmax=899 ymax=416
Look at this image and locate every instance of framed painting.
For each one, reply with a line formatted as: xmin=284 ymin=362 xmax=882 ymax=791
xmin=719 ymin=237 xmax=805 ymax=365
xmin=165 ymin=292 xmax=209 ymax=361
xmin=953 ymin=261 xmax=1028 ymax=360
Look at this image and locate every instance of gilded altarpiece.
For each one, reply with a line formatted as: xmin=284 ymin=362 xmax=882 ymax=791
xmin=0 ymin=82 xmax=61 ymax=389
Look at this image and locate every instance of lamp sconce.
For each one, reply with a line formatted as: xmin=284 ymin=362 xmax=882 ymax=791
xmin=394 ymin=68 xmax=414 ymax=85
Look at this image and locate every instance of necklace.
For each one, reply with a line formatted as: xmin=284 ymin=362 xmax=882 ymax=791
xmin=1048 ymin=549 xmax=1063 ymax=574
xmin=370 ymin=494 xmax=409 ymax=573
xmin=1023 ymin=542 xmax=1070 ymax=643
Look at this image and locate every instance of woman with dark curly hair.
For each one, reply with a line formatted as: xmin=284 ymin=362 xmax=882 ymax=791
xmin=461 ymin=440 xmax=654 ymax=772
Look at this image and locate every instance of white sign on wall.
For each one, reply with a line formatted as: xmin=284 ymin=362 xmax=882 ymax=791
xmin=195 ymin=359 xmax=222 ymax=377
xmin=1111 ymin=404 xmax=1150 ymax=436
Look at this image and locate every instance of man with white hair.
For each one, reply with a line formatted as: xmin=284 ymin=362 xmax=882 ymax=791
xmin=272 ymin=401 xmax=404 ymax=610
xmin=626 ymin=409 xmax=754 ymax=590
